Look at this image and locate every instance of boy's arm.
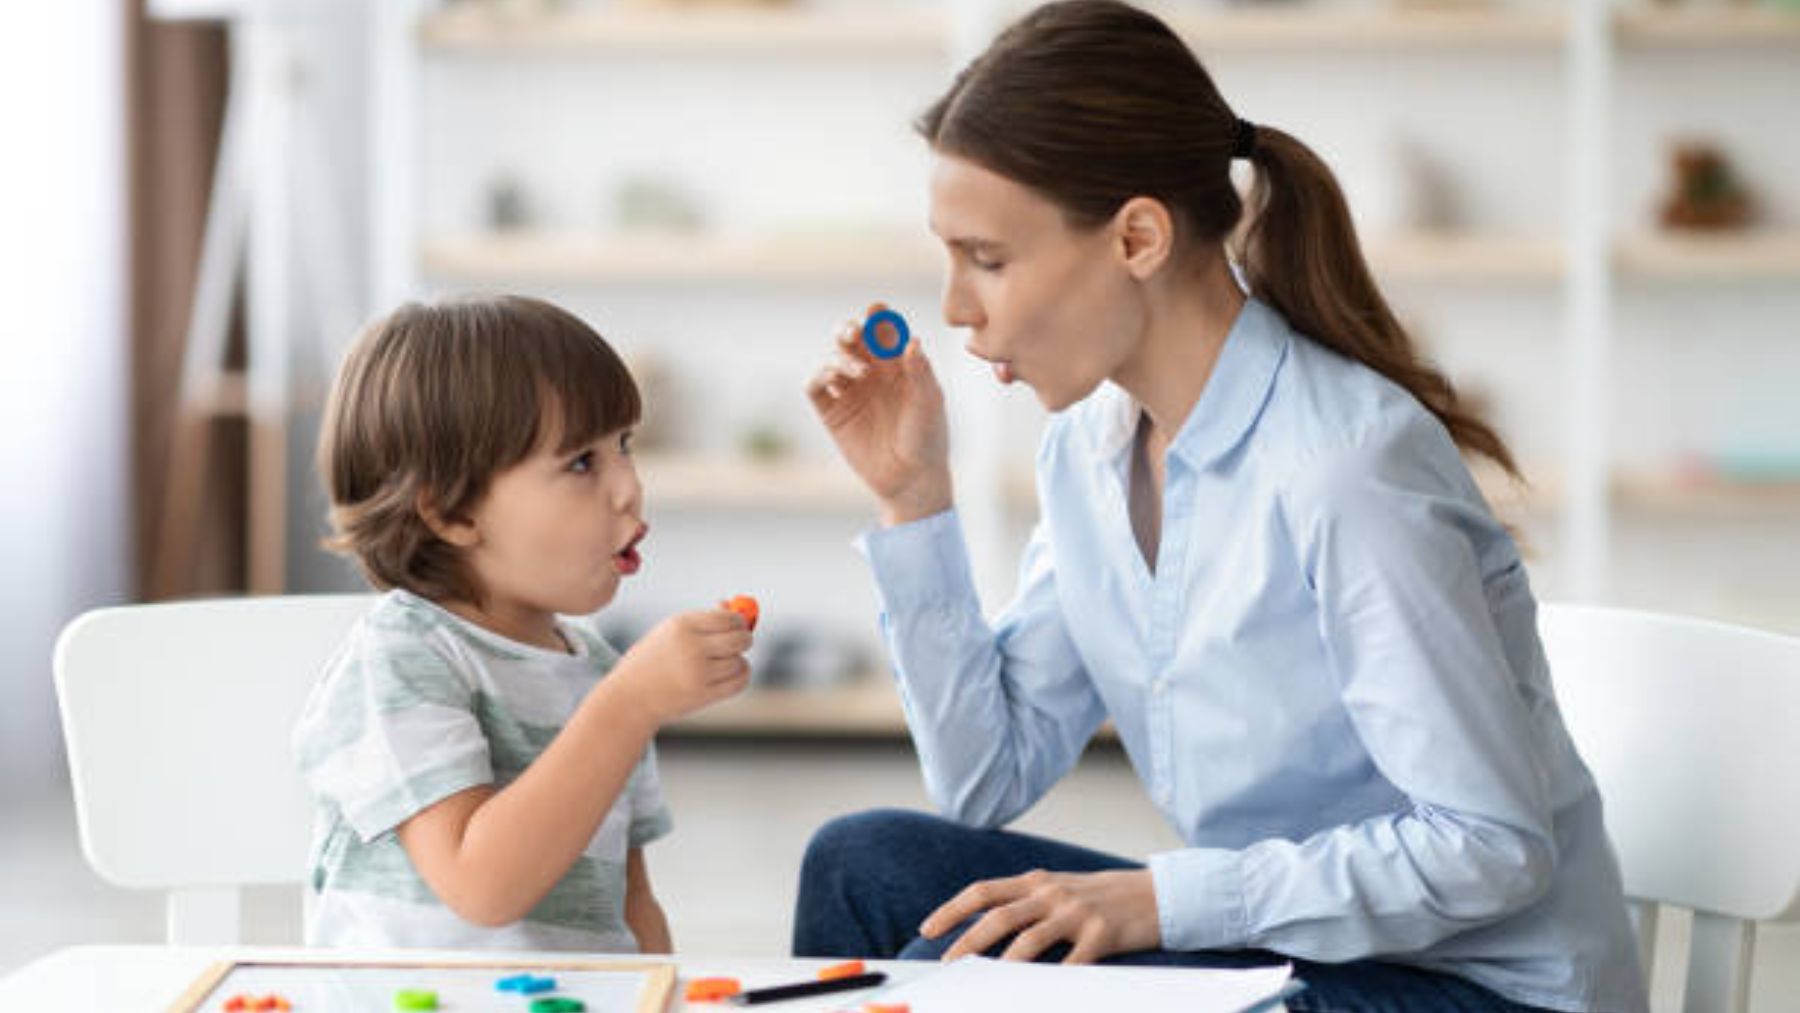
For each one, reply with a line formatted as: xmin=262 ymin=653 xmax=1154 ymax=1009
xmin=398 ymin=609 xmax=748 ymax=929
xmin=396 ymin=674 xmax=658 ymax=928
xmin=624 ymin=846 xmax=673 ymax=954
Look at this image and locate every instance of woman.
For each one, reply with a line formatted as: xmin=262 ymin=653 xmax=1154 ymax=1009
xmin=794 ymin=3 xmax=1646 ymax=1012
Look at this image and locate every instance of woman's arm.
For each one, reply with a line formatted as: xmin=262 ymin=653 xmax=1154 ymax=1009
xmin=809 ymin=308 xmax=1105 ymax=826
xmin=865 ymin=514 xmax=1107 ymax=828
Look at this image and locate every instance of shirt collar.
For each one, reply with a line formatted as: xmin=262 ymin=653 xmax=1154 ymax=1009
xmin=1085 ymin=297 xmax=1290 ymax=469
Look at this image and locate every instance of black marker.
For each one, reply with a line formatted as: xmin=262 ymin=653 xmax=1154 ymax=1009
xmin=726 ymin=971 xmax=888 ymax=1006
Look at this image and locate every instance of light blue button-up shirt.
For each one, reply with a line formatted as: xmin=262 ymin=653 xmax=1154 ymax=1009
xmin=858 ymin=299 xmax=1647 ymax=1012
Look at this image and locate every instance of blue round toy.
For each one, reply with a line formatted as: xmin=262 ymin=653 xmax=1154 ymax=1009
xmin=861 ymin=309 xmax=910 ymax=360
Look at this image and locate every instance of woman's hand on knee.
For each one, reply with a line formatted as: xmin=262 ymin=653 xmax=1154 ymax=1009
xmin=920 ymin=868 xmax=1162 ymax=964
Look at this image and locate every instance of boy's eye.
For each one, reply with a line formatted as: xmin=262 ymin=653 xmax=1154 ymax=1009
xmin=618 ymin=430 xmax=634 ymax=456
xmin=568 ymin=450 xmax=595 ymax=474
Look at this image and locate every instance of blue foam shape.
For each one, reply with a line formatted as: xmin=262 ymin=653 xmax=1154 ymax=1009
xmin=861 ymin=309 xmax=910 ymax=360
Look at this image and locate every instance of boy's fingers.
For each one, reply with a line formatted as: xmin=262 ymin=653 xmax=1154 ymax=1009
xmin=708 ymin=657 xmax=751 ymax=687
xmin=685 ymin=609 xmax=742 ymax=633
xmin=702 ymin=629 xmax=754 ymax=659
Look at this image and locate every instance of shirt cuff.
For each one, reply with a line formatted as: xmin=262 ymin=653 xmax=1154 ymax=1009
xmin=854 ymin=508 xmax=975 ymax=614
xmin=1148 ymin=846 xmax=1249 ymax=952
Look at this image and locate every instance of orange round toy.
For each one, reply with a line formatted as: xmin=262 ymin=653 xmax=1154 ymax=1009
xmin=721 ymin=595 xmax=760 ymax=631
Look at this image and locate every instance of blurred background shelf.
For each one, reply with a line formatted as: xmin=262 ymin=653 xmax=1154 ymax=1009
xmin=666 ymin=679 xmax=909 ymax=739
xmin=425 ymin=231 xmax=1800 ymax=286
xmin=1367 ymin=232 xmax=1563 ymax=284
xmin=1616 ymin=6 xmax=1800 ymax=47
xmin=421 ymin=232 xmax=942 ymax=285
xmin=425 ymin=230 xmax=1569 ymax=286
xmin=419 ymin=4 xmax=949 ymax=56
xmin=639 ymin=454 xmax=866 ymax=512
xmin=1616 ymin=232 xmax=1800 ymax=282
xmin=1165 ymin=7 xmax=1567 ymax=51
xmin=417 ymin=4 xmax=1800 ymax=58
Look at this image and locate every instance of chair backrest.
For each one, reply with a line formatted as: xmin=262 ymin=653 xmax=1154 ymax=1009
xmin=1538 ymin=602 xmax=1800 ymax=1013
xmin=53 ymin=593 xmax=373 ymax=944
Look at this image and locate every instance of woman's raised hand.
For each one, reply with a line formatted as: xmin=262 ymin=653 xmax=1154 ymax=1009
xmin=805 ymin=302 xmax=953 ymax=526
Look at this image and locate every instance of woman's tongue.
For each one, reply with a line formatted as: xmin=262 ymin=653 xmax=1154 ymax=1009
xmin=995 ymin=362 xmax=1016 ymax=384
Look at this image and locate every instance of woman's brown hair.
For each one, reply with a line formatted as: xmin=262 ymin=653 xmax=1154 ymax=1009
xmin=318 ymin=295 xmax=641 ymax=605
xmin=917 ymin=0 xmax=1518 ymax=479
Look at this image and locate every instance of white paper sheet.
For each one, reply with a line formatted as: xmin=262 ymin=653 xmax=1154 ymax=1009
xmin=867 ymin=957 xmax=1296 ymax=1013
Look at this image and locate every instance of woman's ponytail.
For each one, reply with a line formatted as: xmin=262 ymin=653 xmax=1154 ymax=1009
xmin=1237 ymin=126 xmax=1521 ymax=479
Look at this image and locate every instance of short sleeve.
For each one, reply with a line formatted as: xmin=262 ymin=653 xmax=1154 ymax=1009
xmin=627 ymin=741 xmax=674 ymax=847
xmin=293 ymin=625 xmax=494 ymax=842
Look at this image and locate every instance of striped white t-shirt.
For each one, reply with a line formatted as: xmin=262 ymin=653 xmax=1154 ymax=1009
xmin=292 ymin=589 xmax=671 ymax=951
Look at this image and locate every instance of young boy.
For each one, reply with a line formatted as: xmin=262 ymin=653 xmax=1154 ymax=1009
xmin=293 ymin=295 xmax=753 ymax=951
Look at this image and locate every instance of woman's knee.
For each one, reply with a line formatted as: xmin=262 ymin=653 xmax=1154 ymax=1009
xmin=800 ymin=807 xmax=955 ymax=882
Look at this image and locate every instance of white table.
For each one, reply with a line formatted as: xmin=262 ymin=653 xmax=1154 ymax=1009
xmin=0 ymin=945 xmax=924 ymax=1011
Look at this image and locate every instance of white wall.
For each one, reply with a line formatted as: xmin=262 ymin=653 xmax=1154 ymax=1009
xmin=0 ymin=0 xmax=130 ymax=802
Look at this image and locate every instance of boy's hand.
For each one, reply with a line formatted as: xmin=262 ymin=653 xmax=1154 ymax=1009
xmin=611 ymin=609 xmax=752 ymax=726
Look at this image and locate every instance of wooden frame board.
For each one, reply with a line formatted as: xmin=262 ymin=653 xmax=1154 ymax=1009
xmin=167 ymin=956 xmax=676 ymax=1013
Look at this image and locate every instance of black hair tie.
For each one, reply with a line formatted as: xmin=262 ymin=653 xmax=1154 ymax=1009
xmin=1232 ymin=118 xmax=1258 ymax=161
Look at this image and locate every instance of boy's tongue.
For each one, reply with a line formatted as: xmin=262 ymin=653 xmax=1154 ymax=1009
xmin=615 ymin=545 xmax=641 ymax=575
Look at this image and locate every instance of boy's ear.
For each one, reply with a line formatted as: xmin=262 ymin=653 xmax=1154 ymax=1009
xmin=417 ymin=492 xmax=480 ymax=548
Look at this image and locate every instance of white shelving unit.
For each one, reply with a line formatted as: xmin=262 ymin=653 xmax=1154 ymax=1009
xmin=365 ymin=0 xmax=1800 ymax=737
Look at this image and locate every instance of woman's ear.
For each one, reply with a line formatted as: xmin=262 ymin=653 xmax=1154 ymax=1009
xmin=417 ymin=492 xmax=480 ymax=548
xmin=1113 ymin=196 xmax=1175 ymax=280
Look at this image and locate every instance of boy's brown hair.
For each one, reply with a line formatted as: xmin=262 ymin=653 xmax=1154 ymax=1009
xmin=318 ymin=295 xmax=641 ymax=605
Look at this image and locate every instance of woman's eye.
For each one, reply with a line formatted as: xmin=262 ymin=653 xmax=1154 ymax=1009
xmin=972 ymin=255 xmax=1004 ymax=273
xmin=568 ymin=450 xmax=595 ymax=474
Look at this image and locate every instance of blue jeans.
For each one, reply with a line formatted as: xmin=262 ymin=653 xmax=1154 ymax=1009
xmin=793 ymin=809 xmax=1548 ymax=1013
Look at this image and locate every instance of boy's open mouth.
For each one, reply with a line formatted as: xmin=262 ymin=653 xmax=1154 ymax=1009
xmin=614 ymin=524 xmax=647 ymax=576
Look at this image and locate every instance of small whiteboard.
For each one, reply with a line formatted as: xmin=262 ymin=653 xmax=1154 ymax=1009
xmin=169 ymin=957 xmax=676 ymax=1013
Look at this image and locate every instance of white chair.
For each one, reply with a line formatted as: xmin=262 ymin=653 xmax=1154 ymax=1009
xmin=1539 ymin=603 xmax=1800 ymax=1013
xmin=53 ymin=594 xmax=373 ymax=944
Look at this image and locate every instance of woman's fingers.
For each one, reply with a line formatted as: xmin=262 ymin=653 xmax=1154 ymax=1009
xmin=998 ymin=917 xmax=1075 ymax=963
xmin=921 ymin=873 xmax=1034 ymax=938
xmin=942 ymin=896 xmax=1043 ymax=962
xmin=1062 ymin=923 xmax=1108 ymax=965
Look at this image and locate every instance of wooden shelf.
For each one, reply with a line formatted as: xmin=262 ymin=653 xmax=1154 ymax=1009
xmin=1615 ymin=473 xmax=1800 ymax=520
xmin=664 ymin=675 xmax=1123 ymax=741
xmin=1367 ymin=232 xmax=1564 ymax=283
xmin=1164 ymin=7 xmax=1567 ymax=52
xmin=423 ymin=230 xmax=1569 ymax=286
xmin=421 ymin=231 xmax=941 ymax=285
xmin=419 ymin=4 xmax=948 ymax=56
xmin=667 ymin=679 xmax=910 ymax=738
xmin=638 ymin=454 xmax=867 ymax=512
xmin=1616 ymin=233 xmax=1800 ymax=282
xmin=1617 ymin=7 xmax=1800 ymax=47
xmin=1480 ymin=465 xmax=1800 ymax=520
